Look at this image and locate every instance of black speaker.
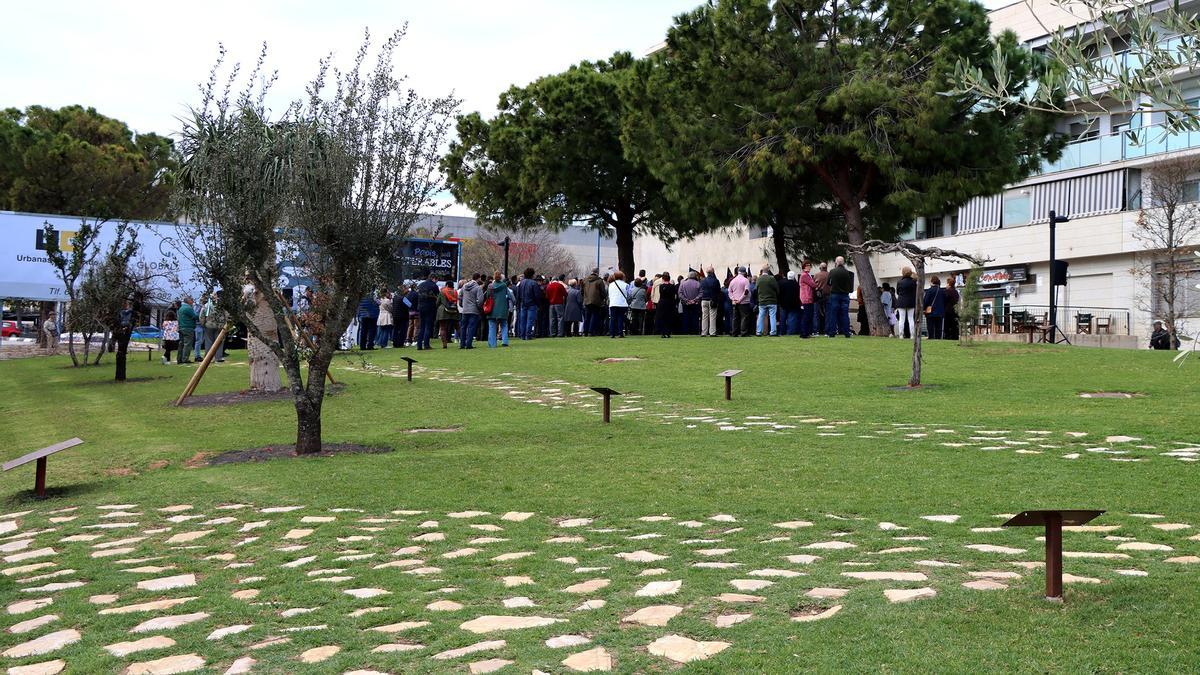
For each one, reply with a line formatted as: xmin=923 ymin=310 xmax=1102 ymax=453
xmin=1051 ymin=260 xmax=1068 ymax=286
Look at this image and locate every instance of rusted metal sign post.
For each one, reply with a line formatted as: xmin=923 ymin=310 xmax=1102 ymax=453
xmin=590 ymin=387 xmax=621 ymax=423
xmin=1002 ymin=509 xmax=1105 ymax=601
xmin=717 ymin=369 xmax=743 ymax=401
xmin=3 ymin=438 xmax=84 ymax=499
xmin=401 ymin=357 xmax=417 ymax=382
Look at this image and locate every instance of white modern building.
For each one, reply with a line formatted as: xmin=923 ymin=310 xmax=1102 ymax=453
xmin=635 ymin=0 xmax=1200 ymax=347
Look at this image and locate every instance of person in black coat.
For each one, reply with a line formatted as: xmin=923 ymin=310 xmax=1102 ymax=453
xmin=921 ymin=275 xmax=946 ymax=340
xmin=894 ymin=267 xmax=918 ymax=339
xmin=656 ymin=273 xmax=678 ymax=338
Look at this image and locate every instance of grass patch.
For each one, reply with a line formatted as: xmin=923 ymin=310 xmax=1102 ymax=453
xmin=0 ymin=337 xmax=1197 ymax=672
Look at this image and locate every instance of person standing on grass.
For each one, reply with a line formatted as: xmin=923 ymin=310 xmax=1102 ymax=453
xmin=437 ymin=279 xmax=460 ymax=348
xmin=825 ymin=257 xmax=853 ymax=338
xmin=779 ymin=271 xmax=800 ymax=336
xmin=756 ymin=265 xmax=780 ymax=336
xmin=190 ymin=295 xmax=205 ymax=361
xmin=391 ymin=284 xmax=409 ymax=348
xmin=460 ymin=273 xmax=484 ymax=349
xmin=486 ymin=271 xmax=511 ymax=348
xmin=880 ymin=282 xmax=896 ymax=337
xmin=728 ymin=267 xmax=752 ymax=337
xmin=700 ymin=266 xmax=721 ymax=337
xmin=582 ymin=267 xmax=606 ymax=337
xmin=1150 ymin=321 xmax=1176 ymax=350
xmin=160 ymin=310 xmax=178 ymax=364
xmin=628 ymin=278 xmax=647 ymax=335
xmin=564 ymin=279 xmax=584 ymax=337
xmin=356 ymin=294 xmax=378 ymax=350
xmin=647 ymin=273 xmax=662 ymax=336
xmin=943 ymin=276 xmax=961 ymax=341
xmin=655 ymin=271 xmax=678 ymax=338
xmin=375 ymin=290 xmax=394 ymax=348
xmin=799 ymin=261 xmax=817 ymax=338
xmin=678 ymin=271 xmax=702 ymax=335
xmin=546 ymin=274 xmax=568 ymax=337
xmin=515 ymin=268 xmax=541 ymax=340
xmin=814 ymin=262 xmax=831 ymax=334
xmin=416 ymin=274 xmax=439 ymax=351
xmin=607 ymin=271 xmax=632 ymax=338
xmin=201 ymin=290 xmax=227 ymax=361
xmin=895 ymin=267 xmax=918 ymax=339
xmin=176 ymin=295 xmax=198 ymax=363
xmin=922 ymin=275 xmax=946 ymax=340
xmin=855 ymin=286 xmax=870 ymax=336
xmin=403 ymin=283 xmax=420 ymax=346
xmin=42 ymin=312 xmax=59 ymax=354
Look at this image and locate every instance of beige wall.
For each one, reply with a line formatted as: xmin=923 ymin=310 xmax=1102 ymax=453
xmin=989 ymin=0 xmax=1108 ymax=42
xmin=634 ymin=226 xmax=780 ymax=276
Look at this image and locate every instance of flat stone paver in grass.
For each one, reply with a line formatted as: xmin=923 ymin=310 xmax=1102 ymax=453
xmin=7 ymin=659 xmax=66 ymax=675
xmin=623 ymin=604 xmax=683 ymax=626
xmin=792 ymin=605 xmax=842 ymax=622
xmin=2 ymin=629 xmax=81 ymax=658
xmin=432 ymin=640 xmax=507 ymax=660
xmin=460 ymin=615 xmax=564 ymax=633
xmin=122 ymin=653 xmax=205 ymax=674
xmin=561 ymin=646 xmax=614 ymax=672
xmin=104 ymin=635 xmax=176 ymax=657
xmin=884 ymin=588 xmax=937 ymax=603
xmin=635 ymin=580 xmax=681 ymax=597
xmin=646 ymin=634 xmax=730 ymax=664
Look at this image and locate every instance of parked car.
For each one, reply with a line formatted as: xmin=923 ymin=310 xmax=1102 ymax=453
xmin=130 ymin=325 xmax=162 ymax=340
xmin=1 ymin=320 xmax=22 ymax=338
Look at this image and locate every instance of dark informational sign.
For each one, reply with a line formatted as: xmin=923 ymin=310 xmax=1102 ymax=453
xmin=392 ymin=238 xmax=461 ymax=283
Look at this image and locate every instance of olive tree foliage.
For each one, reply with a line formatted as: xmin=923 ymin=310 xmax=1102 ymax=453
xmin=173 ymin=30 xmax=457 ymax=454
xmin=955 ymin=0 xmax=1200 ymax=131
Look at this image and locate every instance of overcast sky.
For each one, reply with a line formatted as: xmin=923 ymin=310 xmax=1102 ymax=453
xmin=4 ymin=0 xmax=1013 ymax=215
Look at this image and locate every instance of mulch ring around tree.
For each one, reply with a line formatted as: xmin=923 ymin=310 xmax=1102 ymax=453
xmin=884 ymin=384 xmax=943 ymax=391
xmin=179 ymin=383 xmax=345 ymax=407
xmin=206 ymin=443 xmax=393 ymax=466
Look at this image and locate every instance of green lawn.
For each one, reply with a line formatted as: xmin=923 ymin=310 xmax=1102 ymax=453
xmin=0 ymin=337 xmax=1197 ymax=673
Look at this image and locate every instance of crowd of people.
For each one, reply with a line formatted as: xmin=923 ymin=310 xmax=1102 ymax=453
xmin=158 ymin=292 xmax=227 ymax=365
xmin=350 ymin=258 xmax=969 ymax=349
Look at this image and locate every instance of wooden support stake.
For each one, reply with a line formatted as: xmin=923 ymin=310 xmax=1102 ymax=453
xmin=1045 ymin=512 xmax=1063 ymax=601
xmin=175 ymin=325 xmax=229 ymax=406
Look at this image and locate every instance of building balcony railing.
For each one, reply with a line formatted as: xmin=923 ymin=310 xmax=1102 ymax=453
xmin=1036 ymin=121 xmax=1200 ymax=175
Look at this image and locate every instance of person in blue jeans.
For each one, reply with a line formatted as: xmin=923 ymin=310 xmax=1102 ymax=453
xmin=516 ymin=268 xmax=542 ymax=340
xmin=486 ymin=272 xmax=511 ymax=348
xmin=415 ymin=274 xmax=440 ymax=350
xmin=825 ymin=256 xmax=854 ymax=338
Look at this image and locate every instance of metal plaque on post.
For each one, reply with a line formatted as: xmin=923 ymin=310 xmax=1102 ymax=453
xmin=716 ymin=369 xmax=743 ymax=401
xmin=2 ymin=438 xmax=84 ymax=498
xmin=400 ymin=356 xmax=417 ymax=382
xmin=590 ymin=387 xmax=622 ymax=423
xmin=1003 ymin=509 xmax=1105 ymax=601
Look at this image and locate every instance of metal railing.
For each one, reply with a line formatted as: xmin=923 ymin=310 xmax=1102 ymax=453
xmin=977 ymin=304 xmax=1131 ymax=336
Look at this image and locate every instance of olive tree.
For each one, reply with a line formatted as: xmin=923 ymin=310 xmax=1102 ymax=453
xmin=175 ymin=30 xmax=457 ymax=453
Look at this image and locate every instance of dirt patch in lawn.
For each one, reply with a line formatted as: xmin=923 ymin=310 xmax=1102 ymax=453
xmin=884 ymin=384 xmax=942 ymax=391
xmin=1078 ymin=391 xmax=1143 ymax=399
xmin=207 ymin=443 xmax=393 ymax=466
xmin=81 ymin=376 xmax=170 ymax=385
xmin=180 ymin=384 xmax=344 ymax=407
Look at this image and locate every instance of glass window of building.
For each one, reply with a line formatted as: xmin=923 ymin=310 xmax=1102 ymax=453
xmin=1002 ymin=190 xmax=1032 ymax=227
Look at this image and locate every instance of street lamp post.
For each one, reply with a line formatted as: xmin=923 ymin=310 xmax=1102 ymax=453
xmin=498 ymin=236 xmax=511 ymax=280
xmin=1048 ymin=210 xmax=1071 ymax=344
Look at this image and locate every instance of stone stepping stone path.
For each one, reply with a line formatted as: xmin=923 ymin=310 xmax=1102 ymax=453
xmin=351 ymin=364 xmax=1200 ymax=467
xmin=1 ymin=504 xmax=1194 ymax=672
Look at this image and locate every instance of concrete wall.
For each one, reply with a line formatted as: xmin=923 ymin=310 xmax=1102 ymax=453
xmin=634 ymin=225 xmax=781 ymax=276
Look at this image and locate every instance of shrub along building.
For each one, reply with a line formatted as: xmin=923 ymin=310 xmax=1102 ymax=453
xmin=634 ymin=0 xmax=1200 ymax=348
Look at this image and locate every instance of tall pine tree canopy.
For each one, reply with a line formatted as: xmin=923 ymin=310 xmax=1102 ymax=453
xmin=442 ymin=53 xmax=682 ymax=278
xmin=626 ymin=0 xmax=1063 ymax=334
xmin=0 ymin=105 xmax=176 ymax=220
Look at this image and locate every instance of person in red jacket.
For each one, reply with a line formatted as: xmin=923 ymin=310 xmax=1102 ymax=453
xmin=546 ymin=274 xmax=568 ymax=337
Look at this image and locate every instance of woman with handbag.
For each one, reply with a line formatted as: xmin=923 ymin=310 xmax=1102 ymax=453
xmin=607 ymin=271 xmax=632 ymax=338
xmin=921 ymin=275 xmax=946 ymax=340
xmin=485 ymin=272 xmax=510 ymax=348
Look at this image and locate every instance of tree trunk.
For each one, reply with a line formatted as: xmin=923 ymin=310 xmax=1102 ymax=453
xmin=295 ymin=395 xmax=323 ymax=454
xmin=911 ymin=261 xmax=925 ymax=387
xmin=92 ymin=331 xmax=109 ymax=365
xmin=614 ymin=216 xmax=635 ymax=280
xmin=248 ymin=290 xmax=283 ymax=392
xmin=115 ymin=327 xmax=131 ymax=382
xmin=842 ymin=202 xmax=891 ymax=336
xmin=771 ymin=224 xmax=791 ymax=276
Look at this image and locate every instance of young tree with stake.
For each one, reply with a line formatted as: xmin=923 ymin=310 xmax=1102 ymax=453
xmin=175 ymin=31 xmax=457 ymax=454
